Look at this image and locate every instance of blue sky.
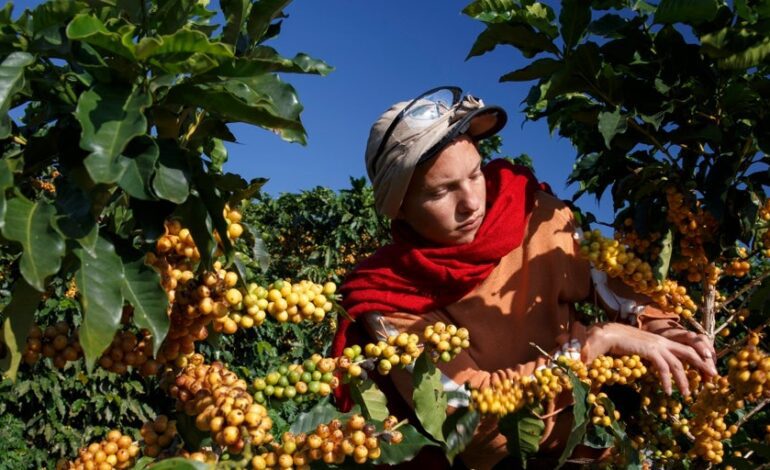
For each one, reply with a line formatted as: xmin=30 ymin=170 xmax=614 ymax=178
xmin=11 ymin=0 xmax=613 ymax=223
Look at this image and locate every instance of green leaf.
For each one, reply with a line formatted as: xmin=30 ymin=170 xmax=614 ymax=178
xmin=499 ymin=409 xmax=545 ymax=468
xmin=121 ymin=258 xmax=169 ymax=356
xmin=289 ymin=400 xmax=350 ymax=433
xmin=350 ymin=379 xmax=389 ymax=421
xmin=247 ymin=0 xmax=291 ymax=41
xmin=244 ymin=222 xmax=270 ymax=272
xmin=230 ymin=177 xmax=268 ymax=205
xmin=221 ymin=0 xmax=250 ymax=45
xmin=0 ymin=52 xmax=34 ymax=139
xmin=653 ymin=229 xmax=673 ymax=282
xmin=0 ymin=279 xmax=43 ymax=380
xmin=152 ymin=141 xmax=190 ymax=204
xmin=30 ymin=0 xmax=87 ymax=39
xmin=462 ymin=0 xmax=520 ymax=22
xmin=213 ymin=47 xmax=333 ymax=77
xmin=66 ymin=14 xmax=136 ymax=59
xmin=556 ymin=371 xmax=590 ymax=468
xmin=119 ymin=136 xmax=159 ymax=200
xmin=560 ymin=0 xmax=591 ymax=50
xmin=136 ymin=28 xmax=234 ymax=74
xmin=75 ymin=237 xmax=125 ymax=372
xmin=597 ymin=396 xmax=642 ymax=469
xmin=597 ymin=109 xmax=627 ymax=148
xmin=136 ymin=458 xmax=211 ymax=470
xmin=0 ymin=158 xmax=13 ymax=231
xmin=500 ymin=58 xmax=561 ymax=82
xmin=412 ymin=353 xmax=447 ymax=443
xmin=654 ymin=0 xmax=720 ymax=24
xmin=53 ymin=177 xmax=97 ymax=241
xmin=467 ymin=23 xmax=559 ymax=59
xmin=174 ymin=195 xmax=215 ymax=268
xmin=167 ymin=75 xmax=307 ymax=144
xmin=443 ymin=407 xmax=481 ymax=463
xmin=378 ymin=423 xmax=439 ymax=465
xmin=2 ymin=196 xmax=65 ymax=292
xmin=719 ymin=37 xmax=770 ymax=70
xmin=583 ymin=422 xmax=614 ymax=448
xmin=75 ymin=84 xmax=152 ymax=184
xmin=462 ymin=0 xmax=558 ymax=36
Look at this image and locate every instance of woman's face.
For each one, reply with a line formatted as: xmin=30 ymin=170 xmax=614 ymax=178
xmin=398 ymin=136 xmax=486 ymax=245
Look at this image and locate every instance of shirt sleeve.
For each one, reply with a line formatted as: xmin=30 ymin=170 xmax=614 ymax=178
xmin=589 ymin=267 xmax=682 ymax=331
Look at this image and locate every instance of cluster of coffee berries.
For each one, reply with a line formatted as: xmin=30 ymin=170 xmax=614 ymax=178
xmin=362 ymin=332 xmax=422 ymax=376
xmin=470 ymin=364 xmax=573 ymax=417
xmin=156 ymin=261 xmax=242 ymax=364
xmin=571 ymin=354 xmax=648 ymax=389
xmin=587 ymin=392 xmax=620 ymax=427
xmin=154 ymin=220 xmax=202 ymax=265
xmin=60 ymin=430 xmax=139 ymax=470
xmin=252 ymin=355 xmax=337 ymax=404
xmin=665 ymin=187 xmax=725 ymax=286
xmin=423 ymin=322 xmax=470 ymax=363
xmin=259 ymin=279 xmax=336 ymax=324
xmin=686 ymin=376 xmax=737 ymax=464
xmin=580 ymin=229 xmax=697 ymax=318
xmin=98 ymin=329 xmax=160 ymax=377
xmin=759 ymin=199 xmax=770 ymax=257
xmin=23 ymin=322 xmax=83 ymax=368
xmin=337 ymin=345 xmax=366 ymax=379
xmin=215 ymin=204 xmax=245 ymax=246
xmin=471 ymin=354 xmax=649 ymax=417
xmin=176 ymin=449 xmax=218 ymax=463
xmin=140 ymin=415 xmax=177 ymax=458
xmin=147 ymin=208 xmax=246 ymax=363
xmin=65 ymin=278 xmax=78 ymax=299
xmin=727 ymin=333 xmax=769 ymax=401
xmin=30 ymin=170 xmax=58 ymax=195
xmin=628 ymin=420 xmax=683 ymax=466
xmin=250 ymin=414 xmax=402 ymax=469
xmin=165 ymin=355 xmax=273 ymax=454
xmin=615 ymin=219 xmax=662 ymax=259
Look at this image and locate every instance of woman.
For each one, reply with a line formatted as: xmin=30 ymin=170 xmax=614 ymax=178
xmin=333 ymin=86 xmax=716 ymax=469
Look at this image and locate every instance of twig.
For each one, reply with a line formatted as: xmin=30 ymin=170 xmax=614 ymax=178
xmin=703 ymin=281 xmax=717 ymax=339
xmin=717 ymin=317 xmax=770 ymax=359
xmin=685 ymin=315 xmax=708 ymax=336
xmin=735 ymin=398 xmax=770 ymax=429
xmin=626 ymin=118 xmax=678 ymax=165
xmin=529 ymin=342 xmax=557 ymax=362
xmin=715 ymin=293 xmax=751 ymax=336
xmin=719 ymin=269 xmax=770 ymax=310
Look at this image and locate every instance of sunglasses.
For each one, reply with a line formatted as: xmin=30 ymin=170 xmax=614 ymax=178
xmin=371 ymin=86 xmax=463 ymax=170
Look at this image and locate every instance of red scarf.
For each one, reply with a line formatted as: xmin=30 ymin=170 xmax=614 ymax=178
xmin=332 ymin=159 xmax=547 ymax=408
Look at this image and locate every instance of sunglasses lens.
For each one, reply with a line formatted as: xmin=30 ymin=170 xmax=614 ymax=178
xmin=402 ymin=88 xmax=457 ymax=129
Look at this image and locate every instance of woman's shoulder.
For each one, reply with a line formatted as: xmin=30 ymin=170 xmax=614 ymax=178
xmin=531 ymin=190 xmax=576 ymax=227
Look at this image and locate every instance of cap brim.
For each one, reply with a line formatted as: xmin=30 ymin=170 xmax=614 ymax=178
xmin=417 ymin=105 xmax=508 ymax=165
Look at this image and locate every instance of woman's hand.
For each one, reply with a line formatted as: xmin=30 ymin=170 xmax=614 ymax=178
xmin=582 ymin=322 xmax=718 ymax=396
xmin=643 ymin=319 xmax=717 ymax=372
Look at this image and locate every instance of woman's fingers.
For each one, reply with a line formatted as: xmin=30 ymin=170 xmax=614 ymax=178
xmin=663 ymin=349 xmax=690 ymax=397
xmin=647 ymin=352 xmax=673 ymax=396
xmin=658 ymin=329 xmax=718 ymax=375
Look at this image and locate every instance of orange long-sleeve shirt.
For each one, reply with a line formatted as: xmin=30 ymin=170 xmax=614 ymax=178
xmin=360 ymin=190 xmax=678 ymax=469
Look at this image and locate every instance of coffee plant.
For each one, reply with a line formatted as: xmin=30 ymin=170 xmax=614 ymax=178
xmin=463 ymin=0 xmax=770 ymax=467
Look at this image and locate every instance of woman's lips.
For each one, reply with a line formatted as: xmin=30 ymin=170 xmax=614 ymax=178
xmin=457 ymin=216 xmax=481 ymax=232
